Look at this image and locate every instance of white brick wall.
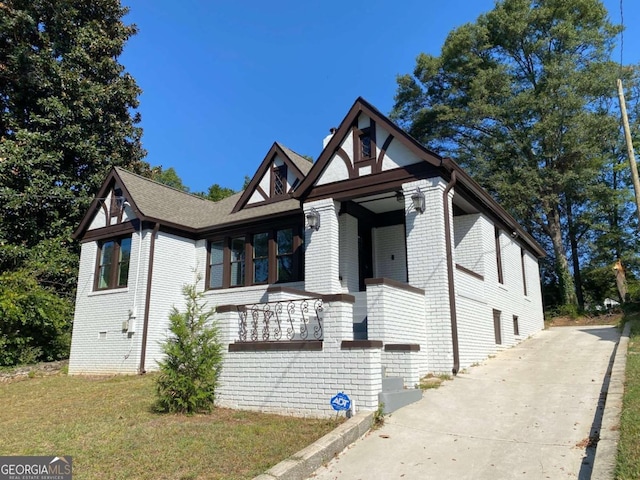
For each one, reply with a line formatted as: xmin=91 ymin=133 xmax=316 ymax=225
xmin=403 ymin=178 xmax=454 ymax=374
xmin=453 ymin=214 xmax=544 ymax=369
xmin=69 ymin=226 xmax=150 ymax=374
xmin=304 ymin=199 xmax=341 ymax=294
xmin=216 ymin=299 xmax=382 ymax=418
xmin=366 ymin=283 xmax=426 ymax=345
xmin=373 ymin=224 xmax=407 ymax=282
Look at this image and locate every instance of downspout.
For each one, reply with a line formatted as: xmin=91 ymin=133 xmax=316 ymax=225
xmin=443 ymin=170 xmax=459 ymax=375
xmin=139 ymin=222 xmax=159 ymax=374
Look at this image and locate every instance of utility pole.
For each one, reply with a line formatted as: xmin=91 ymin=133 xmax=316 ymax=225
xmin=617 ymin=78 xmax=640 ymax=227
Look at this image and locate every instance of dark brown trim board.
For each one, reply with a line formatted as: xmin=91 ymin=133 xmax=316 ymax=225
xmin=455 ymin=264 xmax=484 ymax=281
xmin=341 ymin=340 xmax=383 ymax=349
xmin=229 ymin=341 xmax=323 ymax=352
xmin=384 ymin=344 xmax=421 ymax=352
xmin=444 ymin=171 xmax=460 ymax=376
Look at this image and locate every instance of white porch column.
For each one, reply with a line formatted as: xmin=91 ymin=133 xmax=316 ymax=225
xmin=303 ymin=198 xmax=342 ymax=294
xmin=403 ymin=178 xmax=455 ymax=373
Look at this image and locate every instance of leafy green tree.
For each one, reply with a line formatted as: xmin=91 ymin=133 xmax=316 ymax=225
xmin=150 ymin=166 xmax=188 ymax=192
xmin=155 ymin=281 xmax=223 ymax=414
xmin=203 ymin=183 xmax=235 ymax=202
xmin=0 ymin=269 xmax=72 ymax=366
xmin=392 ymin=0 xmax=636 ymax=308
xmin=0 ymin=0 xmax=147 ymax=360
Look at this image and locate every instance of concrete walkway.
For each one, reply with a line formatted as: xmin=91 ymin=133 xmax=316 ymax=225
xmin=308 ymin=326 xmax=621 ymax=480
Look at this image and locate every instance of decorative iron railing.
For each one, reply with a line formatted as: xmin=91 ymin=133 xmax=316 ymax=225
xmin=237 ymin=298 xmax=324 ymax=342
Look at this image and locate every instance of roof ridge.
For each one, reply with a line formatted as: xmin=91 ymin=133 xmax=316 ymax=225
xmin=275 ymin=142 xmax=312 ymax=163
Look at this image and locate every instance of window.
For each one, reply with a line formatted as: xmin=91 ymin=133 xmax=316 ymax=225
xmin=493 ymin=309 xmax=502 ymax=345
xmin=521 ymin=248 xmax=527 ymax=296
xmin=230 ymin=237 xmax=245 ymax=287
xmin=209 ymin=241 xmax=224 ymax=289
xmin=96 ymin=236 xmax=131 ymax=290
xmin=207 ymin=226 xmax=302 ymax=289
xmin=276 ymin=229 xmax=294 ymax=282
xmin=357 ymin=128 xmax=375 ymax=162
xmin=272 ymin=165 xmax=287 ymax=196
xmin=253 ymin=232 xmax=269 ymax=284
xmin=495 ymin=227 xmax=504 ymax=284
xmin=513 ymin=315 xmax=520 ymax=336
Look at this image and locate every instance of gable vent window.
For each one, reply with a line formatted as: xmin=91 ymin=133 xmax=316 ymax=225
xmin=272 ymin=165 xmax=287 ymax=196
xmin=355 ymin=123 xmax=376 ymax=163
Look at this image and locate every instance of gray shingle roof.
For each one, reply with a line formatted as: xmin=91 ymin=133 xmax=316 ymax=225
xmin=115 ymin=167 xmax=300 ymax=231
xmin=276 ymin=142 xmax=313 ymax=176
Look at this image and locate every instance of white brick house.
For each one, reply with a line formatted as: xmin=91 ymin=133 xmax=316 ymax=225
xmin=69 ymin=98 xmax=545 ymax=417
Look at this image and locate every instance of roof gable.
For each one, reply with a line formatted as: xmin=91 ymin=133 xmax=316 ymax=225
xmin=231 ymin=142 xmax=312 ymax=213
xmin=295 ymin=97 xmax=444 ymax=199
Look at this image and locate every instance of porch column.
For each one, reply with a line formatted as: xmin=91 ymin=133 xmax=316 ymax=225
xmin=403 ymin=178 xmax=455 ymax=373
xmin=303 ymin=198 xmax=342 ymax=294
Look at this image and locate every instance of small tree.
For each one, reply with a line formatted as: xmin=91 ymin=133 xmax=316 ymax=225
xmin=155 ymin=282 xmax=223 ymax=414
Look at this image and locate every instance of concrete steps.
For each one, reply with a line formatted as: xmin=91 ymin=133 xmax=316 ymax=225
xmin=378 ymin=376 xmax=422 ymax=414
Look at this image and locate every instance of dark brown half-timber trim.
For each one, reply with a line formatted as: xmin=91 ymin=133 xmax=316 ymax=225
xmin=364 ymin=277 xmax=424 ymax=295
xmin=231 ymin=142 xmax=307 ymax=214
xmin=101 ymin=201 xmax=110 ymax=226
xmin=455 ymin=264 xmax=484 ymax=281
xmin=229 ymin=341 xmax=323 ymax=352
xmin=139 ymin=222 xmax=159 ymax=374
xmin=336 ymin=147 xmax=356 ymax=179
xmin=307 ymin=162 xmax=441 ymax=202
xmin=341 ymin=340 xmax=383 ymax=349
xmin=375 ymin=134 xmax=394 ymax=173
xmin=80 ymin=220 xmax=138 ymax=243
xmin=255 ymin=184 xmax=269 ymax=201
xmin=295 ymin=97 xmax=443 ymax=199
xmin=384 ymin=344 xmax=421 ymax=352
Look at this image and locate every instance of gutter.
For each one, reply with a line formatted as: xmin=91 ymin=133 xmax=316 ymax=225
xmin=139 ymin=222 xmax=160 ymax=374
xmin=443 ymin=171 xmax=460 ymax=375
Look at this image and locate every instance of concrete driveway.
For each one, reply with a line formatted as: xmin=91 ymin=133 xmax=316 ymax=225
xmin=308 ymin=326 xmax=620 ymax=480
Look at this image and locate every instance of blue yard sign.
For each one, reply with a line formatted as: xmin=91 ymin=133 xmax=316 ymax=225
xmin=330 ymin=392 xmax=351 ymax=411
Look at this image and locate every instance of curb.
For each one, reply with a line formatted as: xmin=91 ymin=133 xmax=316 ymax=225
xmin=253 ymin=411 xmax=374 ymax=480
xmin=591 ymin=321 xmax=631 ymax=479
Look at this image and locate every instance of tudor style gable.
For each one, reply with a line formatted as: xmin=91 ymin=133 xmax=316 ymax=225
xmin=231 ymin=142 xmax=312 ymax=213
xmin=295 ymin=97 xmax=444 ymax=202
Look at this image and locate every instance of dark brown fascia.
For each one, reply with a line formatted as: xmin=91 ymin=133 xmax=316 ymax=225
xmin=442 ymin=159 xmax=546 ymax=259
xmin=73 ymin=168 xmax=143 ymax=240
xmin=295 ymin=96 xmax=444 ymax=200
xmin=231 ymin=142 xmax=308 ymax=214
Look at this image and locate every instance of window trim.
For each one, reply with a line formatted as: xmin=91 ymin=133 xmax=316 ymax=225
xmin=354 ymin=119 xmax=377 ymax=164
xmin=94 ymin=235 xmax=132 ymax=291
xmin=521 ymin=248 xmax=527 ymax=296
xmin=495 ymin=227 xmax=504 ymax=284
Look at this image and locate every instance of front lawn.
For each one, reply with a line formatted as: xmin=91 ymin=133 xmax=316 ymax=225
xmin=0 ymin=373 xmax=340 ymax=479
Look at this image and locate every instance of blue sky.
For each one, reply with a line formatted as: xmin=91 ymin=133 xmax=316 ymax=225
xmin=120 ymin=0 xmax=640 ymax=194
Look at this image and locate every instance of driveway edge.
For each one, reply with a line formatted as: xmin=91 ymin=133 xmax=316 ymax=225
xmin=253 ymin=411 xmax=374 ymax=480
xmin=591 ymin=321 xmax=631 ymax=479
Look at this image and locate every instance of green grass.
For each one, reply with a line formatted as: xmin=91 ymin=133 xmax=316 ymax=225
xmin=616 ymin=311 xmax=640 ymax=479
xmin=0 ymin=373 xmax=342 ymax=479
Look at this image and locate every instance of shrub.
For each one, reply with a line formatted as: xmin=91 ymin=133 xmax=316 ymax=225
xmin=155 ymin=281 xmax=223 ymax=414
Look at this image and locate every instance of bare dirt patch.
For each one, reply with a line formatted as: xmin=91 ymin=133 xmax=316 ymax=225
xmin=548 ymin=313 xmax=622 ymax=328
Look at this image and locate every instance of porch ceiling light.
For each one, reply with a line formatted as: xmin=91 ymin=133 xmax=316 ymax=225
xmin=411 ymin=188 xmax=425 ymax=213
xmin=306 ymin=208 xmax=320 ymax=230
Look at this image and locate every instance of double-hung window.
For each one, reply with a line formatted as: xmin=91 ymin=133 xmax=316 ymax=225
xmin=253 ymin=232 xmax=269 ymax=284
xmin=276 ymin=228 xmax=294 ymax=282
xmin=230 ymin=236 xmax=246 ymax=287
xmin=96 ymin=236 xmax=131 ymax=290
